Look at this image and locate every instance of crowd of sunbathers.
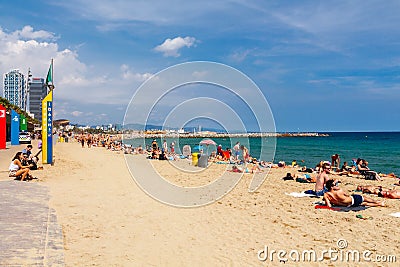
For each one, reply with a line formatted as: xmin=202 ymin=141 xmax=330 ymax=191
xmin=144 ymin=139 xmax=180 ymax=160
xmin=8 ymin=144 xmax=41 ymax=182
xmin=280 ymin=154 xmax=400 ymax=208
xmin=76 ymin=132 xmax=125 ymax=151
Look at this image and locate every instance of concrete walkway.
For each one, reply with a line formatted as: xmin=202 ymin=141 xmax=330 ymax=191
xmin=0 ymin=180 xmax=64 ymax=266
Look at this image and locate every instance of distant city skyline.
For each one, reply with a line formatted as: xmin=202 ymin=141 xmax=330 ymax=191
xmin=1 ymin=1 xmax=399 ymax=132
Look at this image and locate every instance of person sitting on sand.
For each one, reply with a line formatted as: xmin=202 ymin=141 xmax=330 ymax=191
xmin=356 ymin=158 xmax=382 ymax=181
xmin=332 ymin=161 xmax=350 ymax=176
xmin=9 ymin=152 xmax=34 ymax=181
xmin=278 ymin=161 xmax=286 ymax=168
xmin=251 ymin=158 xmax=263 ymax=173
xmin=283 ymin=173 xmax=295 ymax=180
xmin=291 ymin=160 xmax=297 ymax=167
xmin=315 ymin=161 xmax=325 ymax=173
xmin=324 ymin=180 xmax=385 ymax=207
xmin=21 ymin=144 xmax=33 ymax=158
xmin=315 ymin=163 xmax=338 ymax=196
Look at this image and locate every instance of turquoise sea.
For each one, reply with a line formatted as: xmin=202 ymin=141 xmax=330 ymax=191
xmin=125 ymin=132 xmax=400 ymax=175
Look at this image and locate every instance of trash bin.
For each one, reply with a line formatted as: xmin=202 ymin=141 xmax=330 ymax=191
xmin=192 ymin=153 xmax=199 ymax=166
xmin=198 ymin=154 xmax=208 ymax=168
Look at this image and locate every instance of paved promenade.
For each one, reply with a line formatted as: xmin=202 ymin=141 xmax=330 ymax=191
xmin=0 ymin=180 xmax=64 ymax=266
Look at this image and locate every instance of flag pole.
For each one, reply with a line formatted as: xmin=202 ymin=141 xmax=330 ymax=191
xmin=50 ymin=58 xmax=54 ymax=165
xmin=42 ymin=59 xmax=55 ymax=165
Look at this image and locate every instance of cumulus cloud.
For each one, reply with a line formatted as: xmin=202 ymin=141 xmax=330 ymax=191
xmin=0 ymin=26 xmax=147 ymax=104
xmin=154 ymin=36 xmax=196 ymax=57
xmin=0 ymin=27 xmax=60 ymax=81
xmin=0 ymin=25 xmax=154 ymax=125
xmin=16 ymin=25 xmax=57 ymax=40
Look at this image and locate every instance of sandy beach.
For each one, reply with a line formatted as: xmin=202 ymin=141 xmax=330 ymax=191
xmin=1 ymin=140 xmax=400 ymax=266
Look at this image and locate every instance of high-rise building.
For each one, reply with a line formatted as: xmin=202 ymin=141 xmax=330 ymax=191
xmin=3 ymin=69 xmax=27 ymax=110
xmin=29 ymin=78 xmax=47 ymax=122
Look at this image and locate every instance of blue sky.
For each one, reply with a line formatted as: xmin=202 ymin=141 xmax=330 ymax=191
xmin=0 ymin=0 xmax=399 ymax=132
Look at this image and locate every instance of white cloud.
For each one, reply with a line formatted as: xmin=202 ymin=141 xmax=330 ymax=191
xmin=0 ymin=25 xmax=154 ymax=126
xmin=120 ymin=64 xmax=153 ymax=82
xmin=154 ymin=36 xmax=196 ymax=57
xmin=0 ymin=26 xmax=148 ymax=105
xmin=71 ymin=111 xmax=83 ymax=117
xmin=0 ymin=27 xmax=60 ymax=79
xmin=16 ymin=25 xmax=56 ymax=40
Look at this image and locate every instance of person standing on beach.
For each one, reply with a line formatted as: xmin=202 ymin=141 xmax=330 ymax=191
xmin=315 ymin=163 xmax=338 ymax=196
xmin=240 ymin=145 xmax=249 ymax=163
xmin=87 ymin=133 xmax=92 ymax=148
xmin=80 ymin=133 xmax=85 ymax=148
xmin=233 ymin=142 xmax=240 ymax=160
xmin=331 ymin=154 xmax=340 ymax=170
xmin=162 ymin=140 xmax=168 ymax=153
xmin=151 ymin=139 xmax=158 ymax=151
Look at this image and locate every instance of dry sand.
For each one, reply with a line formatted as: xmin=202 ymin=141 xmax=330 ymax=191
xmin=1 ymin=140 xmax=400 ymax=266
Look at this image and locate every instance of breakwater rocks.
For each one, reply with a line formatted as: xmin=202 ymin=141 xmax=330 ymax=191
xmin=123 ymin=132 xmax=329 ymax=139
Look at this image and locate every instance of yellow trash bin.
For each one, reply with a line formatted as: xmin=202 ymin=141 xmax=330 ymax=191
xmin=192 ymin=153 xmax=199 ymax=166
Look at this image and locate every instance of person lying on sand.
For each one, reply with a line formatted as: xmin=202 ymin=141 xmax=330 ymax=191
xmin=299 ymin=166 xmax=314 ymax=173
xmin=324 ymin=180 xmax=385 ymax=207
xmin=231 ymin=165 xmax=243 ymax=173
xmin=356 ymin=185 xmax=400 ymax=199
xmin=379 ymin=172 xmax=398 ymax=178
xmin=378 ymin=190 xmax=400 ymax=199
xmin=356 ymin=185 xmax=384 ymax=194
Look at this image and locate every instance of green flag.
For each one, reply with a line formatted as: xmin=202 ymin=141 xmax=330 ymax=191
xmin=46 ymin=61 xmax=53 ymax=85
xmin=20 ymin=114 xmax=27 ymax=131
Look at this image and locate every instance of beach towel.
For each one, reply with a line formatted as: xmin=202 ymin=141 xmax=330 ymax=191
xmin=285 ymin=192 xmax=316 ymax=198
xmin=388 ymin=212 xmax=400 ymax=218
xmin=314 ymin=204 xmax=369 ymax=212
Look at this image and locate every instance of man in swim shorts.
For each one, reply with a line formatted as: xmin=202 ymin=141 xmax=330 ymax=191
xmin=315 ymin=163 xmax=338 ymax=196
xmin=323 ymin=179 xmax=385 ymax=207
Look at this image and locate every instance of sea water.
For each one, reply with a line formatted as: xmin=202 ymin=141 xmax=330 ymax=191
xmin=124 ymin=132 xmax=400 ymax=175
